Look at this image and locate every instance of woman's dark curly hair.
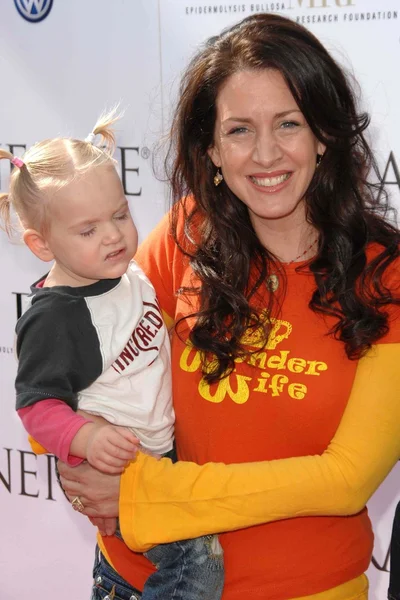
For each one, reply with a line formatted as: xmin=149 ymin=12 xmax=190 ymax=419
xmin=166 ymin=13 xmax=400 ymax=383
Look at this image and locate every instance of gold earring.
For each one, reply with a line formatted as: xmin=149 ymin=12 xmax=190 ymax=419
xmin=213 ymin=169 xmax=223 ymax=187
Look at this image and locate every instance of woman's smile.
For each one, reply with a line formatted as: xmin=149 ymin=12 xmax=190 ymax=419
xmin=248 ymin=171 xmax=292 ymax=191
xmin=208 ymin=69 xmax=325 ymax=231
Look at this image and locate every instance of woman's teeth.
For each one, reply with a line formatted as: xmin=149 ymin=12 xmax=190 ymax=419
xmin=250 ymin=173 xmax=290 ymax=187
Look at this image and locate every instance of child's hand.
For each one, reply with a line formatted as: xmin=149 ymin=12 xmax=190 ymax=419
xmin=89 ymin=516 xmax=117 ymax=536
xmin=86 ymin=425 xmax=139 ymax=474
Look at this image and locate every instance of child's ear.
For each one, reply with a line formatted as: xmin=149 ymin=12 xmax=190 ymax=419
xmin=23 ymin=229 xmax=54 ymax=262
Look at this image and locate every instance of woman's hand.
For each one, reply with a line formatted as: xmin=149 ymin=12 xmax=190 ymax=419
xmin=58 ymin=459 xmax=121 ymax=518
xmin=89 ymin=516 xmax=118 ymax=537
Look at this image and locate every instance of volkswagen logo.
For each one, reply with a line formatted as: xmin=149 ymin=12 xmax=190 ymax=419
xmin=14 ymin=0 xmax=53 ymax=23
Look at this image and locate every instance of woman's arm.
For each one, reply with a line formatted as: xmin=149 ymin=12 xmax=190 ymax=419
xmin=117 ymin=343 xmax=400 ymax=551
xmin=59 ymin=343 xmax=400 ymax=551
xmin=114 ymin=344 xmax=400 ymax=550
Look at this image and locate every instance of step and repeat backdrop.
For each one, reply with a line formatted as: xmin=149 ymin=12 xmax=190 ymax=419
xmin=0 ymin=1 xmax=399 ymax=598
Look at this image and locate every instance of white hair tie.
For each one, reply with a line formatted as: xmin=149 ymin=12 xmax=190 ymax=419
xmin=85 ymin=132 xmax=96 ymax=144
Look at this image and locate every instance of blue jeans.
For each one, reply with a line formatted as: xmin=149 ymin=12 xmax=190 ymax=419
xmin=91 ymin=535 xmax=224 ymax=600
xmin=142 ymin=534 xmax=224 ymax=599
xmin=91 ymin=547 xmax=141 ymax=600
xmin=389 ymin=500 xmax=400 ymax=600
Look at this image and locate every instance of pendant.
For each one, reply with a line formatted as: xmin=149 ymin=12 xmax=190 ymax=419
xmin=266 ymin=274 xmax=279 ymax=292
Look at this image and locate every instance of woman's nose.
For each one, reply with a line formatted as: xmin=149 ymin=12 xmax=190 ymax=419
xmin=252 ymin=132 xmax=283 ymax=167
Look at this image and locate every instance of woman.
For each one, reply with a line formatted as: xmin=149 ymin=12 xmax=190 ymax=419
xmin=59 ymin=13 xmax=400 ymax=600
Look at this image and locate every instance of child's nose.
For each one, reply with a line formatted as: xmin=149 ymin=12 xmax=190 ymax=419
xmin=104 ymin=222 xmax=123 ymax=244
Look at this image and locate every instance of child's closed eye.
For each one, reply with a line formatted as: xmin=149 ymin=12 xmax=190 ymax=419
xmin=80 ymin=228 xmax=96 ymax=237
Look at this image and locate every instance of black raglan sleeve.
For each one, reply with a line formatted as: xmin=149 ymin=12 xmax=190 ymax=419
xmin=15 ymin=293 xmax=103 ymax=411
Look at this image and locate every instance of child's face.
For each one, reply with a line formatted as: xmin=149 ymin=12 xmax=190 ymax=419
xmin=45 ymin=164 xmax=138 ymax=285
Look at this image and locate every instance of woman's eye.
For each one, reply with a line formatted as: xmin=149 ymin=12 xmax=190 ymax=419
xmin=280 ymin=121 xmax=299 ymax=129
xmin=80 ymin=228 xmax=96 ymax=238
xmin=228 ymin=126 xmax=249 ymax=135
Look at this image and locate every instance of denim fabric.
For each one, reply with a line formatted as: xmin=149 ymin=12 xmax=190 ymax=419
xmin=389 ymin=500 xmax=400 ymax=600
xmin=91 ymin=546 xmax=142 ymax=600
xmin=143 ymin=534 xmax=224 ymax=600
xmin=97 ymin=526 xmax=224 ymax=600
xmin=90 ymin=535 xmax=224 ymax=600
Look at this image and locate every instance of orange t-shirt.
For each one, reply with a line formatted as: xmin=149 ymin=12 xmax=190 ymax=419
xmin=102 ymin=203 xmax=400 ymax=599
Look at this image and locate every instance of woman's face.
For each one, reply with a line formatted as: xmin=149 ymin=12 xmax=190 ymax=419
xmin=208 ymin=69 xmax=325 ymax=233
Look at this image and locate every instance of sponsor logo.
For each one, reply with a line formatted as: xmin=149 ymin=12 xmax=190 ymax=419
xmin=184 ymin=1 xmax=357 ymax=15
xmin=1 ymin=447 xmax=58 ymax=499
xmin=184 ymin=1 xmax=398 ymax=23
xmin=14 ymin=0 xmax=53 ymax=23
xmin=376 ymin=151 xmax=400 ymax=206
xmin=289 ymin=0 xmax=355 ymax=5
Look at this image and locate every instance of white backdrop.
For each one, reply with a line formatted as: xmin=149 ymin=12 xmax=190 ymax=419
xmin=0 ymin=1 xmax=399 ymax=598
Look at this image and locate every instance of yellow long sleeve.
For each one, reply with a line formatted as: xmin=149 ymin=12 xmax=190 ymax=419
xmin=120 ymin=343 xmax=400 ymax=552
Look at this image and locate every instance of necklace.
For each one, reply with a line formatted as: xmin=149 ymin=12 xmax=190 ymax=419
xmin=266 ymin=238 xmax=318 ymax=293
xmin=285 ymin=238 xmax=318 ymax=265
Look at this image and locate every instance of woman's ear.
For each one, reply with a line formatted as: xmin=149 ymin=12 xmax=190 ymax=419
xmin=207 ymin=145 xmax=222 ymax=168
xmin=23 ymin=229 xmax=54 ymax=262
xmin=317 ymin=141 xmax=326 ymax=158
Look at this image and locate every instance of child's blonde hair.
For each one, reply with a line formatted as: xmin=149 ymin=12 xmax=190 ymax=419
xmin=0 ymin=108 xmax=120 ymax=235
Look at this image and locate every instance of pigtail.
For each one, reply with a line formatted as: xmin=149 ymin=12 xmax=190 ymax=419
xmin=86 ymin=105 xmax=123 ymax=155
xmin=0 ymin=149 xmax=26 ymax=236
xmin=0 ymin=148 xmax=25 ymax=169
xmin=0 ymin=149 xmax=14 ymax=162
xmin=0 ymin=193 xmax=13 ymax=236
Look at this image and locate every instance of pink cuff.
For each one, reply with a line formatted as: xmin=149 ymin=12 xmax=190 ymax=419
xmin=18 ymin=399 xmax=93 ymax=465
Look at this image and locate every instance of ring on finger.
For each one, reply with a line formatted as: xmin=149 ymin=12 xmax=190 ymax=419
xmin=71 ymin=496 xmax=85 ymax=513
